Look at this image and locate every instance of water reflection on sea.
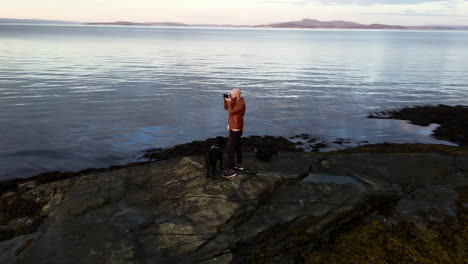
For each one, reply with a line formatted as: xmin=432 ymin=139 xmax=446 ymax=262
xmin=0 ymin=24 xmax=467 ymax=179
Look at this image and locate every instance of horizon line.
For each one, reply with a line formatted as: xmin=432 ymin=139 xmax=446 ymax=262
xmin=1 ymin=17 xmax=468 ymax=27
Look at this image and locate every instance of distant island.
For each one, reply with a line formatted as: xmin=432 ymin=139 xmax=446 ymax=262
xmin=255 ymin=18 xmax=467 ymax=30
xmin=84 ymin=18 xmax=468 ymax=30
xmin=0 ymin=18 xmax=79 ymax=24
xmin=2 ymin=17 xmax=468 ymax=30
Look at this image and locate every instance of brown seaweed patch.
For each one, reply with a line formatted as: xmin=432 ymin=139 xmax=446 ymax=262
xmin=303 ymin=219 xmax=467 ymax=264
xmin=0 ymin=195 xmax=45 ymax=241
xmin=303 ymin=186 xmax=468 ymax=264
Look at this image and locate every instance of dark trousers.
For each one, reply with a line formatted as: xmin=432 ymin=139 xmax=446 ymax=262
xmin=226 ymin=130 xmax=243 ymax=170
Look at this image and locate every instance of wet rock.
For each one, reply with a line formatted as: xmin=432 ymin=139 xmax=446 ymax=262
xmin=0 ymin=234 xmax=35 ymax=264
xmin=310 ymin=153 xmax=466 ymax=189
xmin=1 ymin=152 xmax=466 ymax=263
xmin=395 ymin=186 xmax=459 ymax=224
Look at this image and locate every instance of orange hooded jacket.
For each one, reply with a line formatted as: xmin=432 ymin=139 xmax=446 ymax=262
xmin=224 ymin=97 xmax=246 ymax=131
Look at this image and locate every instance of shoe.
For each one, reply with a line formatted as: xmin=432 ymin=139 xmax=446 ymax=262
xmin=222 ymin=170 xmax=237 ymax=178
xmin=234 ymin=164 xmax=244 ymax=171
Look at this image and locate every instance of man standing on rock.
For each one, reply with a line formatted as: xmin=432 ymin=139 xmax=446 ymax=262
xmin=223 ymin=88 xmax=246 ymax=178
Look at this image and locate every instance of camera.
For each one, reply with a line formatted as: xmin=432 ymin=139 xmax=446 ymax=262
xmin=223 ymin=93 xmax=230 ymax=99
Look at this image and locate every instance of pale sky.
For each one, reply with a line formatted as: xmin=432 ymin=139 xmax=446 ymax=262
xmin=1 ymin=0 xmax=468 ymax=25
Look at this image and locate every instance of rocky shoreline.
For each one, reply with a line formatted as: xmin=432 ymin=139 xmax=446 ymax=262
xmin=1 ymin=105 xmax=468 ymax=263
xmin=0 ymin=134 xmax=366 ymax=197
xmin=369 ymin=104 xmax=468 ymax=146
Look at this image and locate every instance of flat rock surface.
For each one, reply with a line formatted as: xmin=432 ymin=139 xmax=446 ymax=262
xmin=1 ymin=153 xmax=466 ymax=264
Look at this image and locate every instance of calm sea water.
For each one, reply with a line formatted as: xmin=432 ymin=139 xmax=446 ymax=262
xmin=1 ymin=24 xmax=468 ymax=180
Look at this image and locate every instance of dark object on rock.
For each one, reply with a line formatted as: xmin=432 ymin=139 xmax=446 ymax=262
xmin=311 ymin=142 xmax=328 ymax=152
xmin=205 ymin=136 xmax=225 ymax=180
xmin=246 ymin=135 xmax=302 ymax=153
xmin=142 ymin=135 xmax=301 ymax=161
xmin=254 ymin=139 xmax=279 ymax=161
xmin=291 ymin=133 xmax=310 ymax=140
xmin=332 ymin=138 xmax=351 ymax=145
xmin=369 ymin=104 xmax=468 ymax=146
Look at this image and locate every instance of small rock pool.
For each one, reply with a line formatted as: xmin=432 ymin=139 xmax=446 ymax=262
xmin=303 ymin=173 xmax=361 ymax=184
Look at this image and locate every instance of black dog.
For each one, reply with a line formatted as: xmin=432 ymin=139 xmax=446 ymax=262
xmin=254 ymin=139 xmax=278 ymax=162
xmin=205 ymin=136 xmax=225 ymax=180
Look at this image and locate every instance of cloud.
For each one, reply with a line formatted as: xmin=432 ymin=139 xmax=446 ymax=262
xmin=364 ymin=11 xmax=468 ymax=16
xmin=258 ymin=0 xmax=460 ymax=5
xmin=360 ymin=0 xmax=468 ymax=16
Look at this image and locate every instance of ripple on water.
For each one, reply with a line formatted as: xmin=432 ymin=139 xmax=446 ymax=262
xmin=1 ymin=25 xmax=467 ymax=180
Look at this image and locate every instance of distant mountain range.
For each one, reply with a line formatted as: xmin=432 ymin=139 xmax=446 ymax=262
xmin=1 ymin=17 xmax=467 ymax=30
xmin=257 ymin=18 xmax=406 ymax=29
xmin=255 ymin=18 xmax=463 ymax=30
xmin=85 ymin=19 xmax=468 ymax=30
